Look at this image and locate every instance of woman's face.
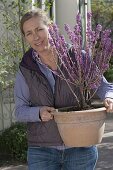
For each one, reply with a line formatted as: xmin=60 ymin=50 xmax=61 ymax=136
xmin=23 ymin=16 xmax=49 ymax=53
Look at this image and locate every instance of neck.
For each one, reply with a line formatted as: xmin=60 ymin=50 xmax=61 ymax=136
xmin=37 ymin=49 xmax=58 ymax=71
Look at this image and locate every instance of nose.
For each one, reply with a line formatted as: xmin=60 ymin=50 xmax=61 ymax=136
xmin=34 ymin=35 xmax=39 ymax=41
xmin=33 ymin=32 xmax=39 ymax=41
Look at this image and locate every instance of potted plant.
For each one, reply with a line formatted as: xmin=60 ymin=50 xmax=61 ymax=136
xmin=48 ymin=13 xmax=113 ymax=147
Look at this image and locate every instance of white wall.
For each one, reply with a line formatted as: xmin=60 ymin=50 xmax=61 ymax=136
xmin=55 ymin=0 xmax=79 ymax=42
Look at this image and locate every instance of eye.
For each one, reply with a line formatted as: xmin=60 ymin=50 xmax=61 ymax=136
xmin=36 ymin=28 xmax=44 ymax=32
xmin=25 ymin=32 xmax=32 ymax=37
xmin=38 ymin=28 xmax=43 ymax=31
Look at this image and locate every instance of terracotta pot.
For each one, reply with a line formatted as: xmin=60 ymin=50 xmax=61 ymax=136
xmin=53 ymin=107 xmax=107 ymax=147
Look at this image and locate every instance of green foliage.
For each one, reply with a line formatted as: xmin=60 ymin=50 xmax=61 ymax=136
xmin=92 ymin=0 xmax=113 ymax=30
xmin=0 ymin=0 xmax=54 ymax=90
xmin=0 ymin=0 xmax=29 ymax=89
xmin=104 ymin=68 xmax=113 ymax=82
xmin=0 ymin=54 xmax=17 ymax=88
xmin=45 ymin=0 xmax=54 ymax=11
xmin=105 ymin=57 xmax=113 ymax=82
xmin=0 ymin=123 xmax=27 ymax=162
xmin=91 ymin=0 xmax=113 ymax=82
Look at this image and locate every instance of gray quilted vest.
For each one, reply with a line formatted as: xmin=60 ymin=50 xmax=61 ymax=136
xmin=19 ymin=48 xmax=80 ymax=147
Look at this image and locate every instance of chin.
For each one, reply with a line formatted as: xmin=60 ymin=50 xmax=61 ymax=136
xmin=36 ymin=48 xmax=46 ymax=53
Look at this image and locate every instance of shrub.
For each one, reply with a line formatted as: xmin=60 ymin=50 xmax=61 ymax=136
xmin=0 ymin=123 xmax=27 ymax=163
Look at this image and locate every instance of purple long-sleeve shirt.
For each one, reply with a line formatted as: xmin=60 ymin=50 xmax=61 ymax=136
xmin=14 ymin=62 xmax=113 ymax=123
xmin=14 ymin=62 xmax=55 ymax=122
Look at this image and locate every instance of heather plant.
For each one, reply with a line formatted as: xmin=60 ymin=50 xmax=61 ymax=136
xmin=49 ymin=13 xmax=113 ymax=109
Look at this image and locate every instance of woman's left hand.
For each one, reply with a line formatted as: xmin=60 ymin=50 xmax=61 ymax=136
xmin=104 ymin=98 xmax=113 ymax=113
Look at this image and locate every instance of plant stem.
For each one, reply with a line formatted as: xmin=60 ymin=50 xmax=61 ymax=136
xmin=52 ymin=52 xmax=80 ymax=107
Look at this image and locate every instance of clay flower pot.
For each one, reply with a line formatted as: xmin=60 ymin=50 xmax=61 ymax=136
xmin=53 ymin=107 xmax=107 ymax=147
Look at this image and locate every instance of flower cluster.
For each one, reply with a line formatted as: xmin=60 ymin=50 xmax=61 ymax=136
xmin=49 ymin=13 xmax=113 ymax=108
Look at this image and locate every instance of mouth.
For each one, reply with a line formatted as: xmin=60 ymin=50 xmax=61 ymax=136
xmin=35 ymin=41 xmax=42 ymax=46
xmin=34 ymin=40 xmax=48 ymax=50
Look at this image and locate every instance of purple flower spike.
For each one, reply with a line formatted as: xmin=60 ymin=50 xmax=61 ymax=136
xmin=48 ymin=12 xmax=113 ymax=107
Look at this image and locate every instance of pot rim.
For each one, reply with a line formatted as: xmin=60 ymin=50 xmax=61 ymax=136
xmin=52 ymin=107 xmax=106 ymax=115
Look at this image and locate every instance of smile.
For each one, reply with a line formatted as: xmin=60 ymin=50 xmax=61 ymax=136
xmin=35 ymin=42 xmax=42 ymax=46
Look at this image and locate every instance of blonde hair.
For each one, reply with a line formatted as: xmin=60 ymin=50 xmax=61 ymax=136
xmin=20 ymin=8 xmax=51 ymax=35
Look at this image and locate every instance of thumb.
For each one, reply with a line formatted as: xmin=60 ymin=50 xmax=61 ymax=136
xmin=47 ymin=106 xmax=55 ymax=112
xmin=104 ymin=99 xmax=109 ymax=108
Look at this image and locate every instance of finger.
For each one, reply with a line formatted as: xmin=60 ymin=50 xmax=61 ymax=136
xmin=42 ymin=117 xmax=53 ymax=122
xmin=47 ymin=107 xmax=55 ymax=112
xmin=107 ymin=103 xmax=113 ymax=113
xmin=104 ymin=100 xmax=109 ymax=108
xmin=41 ymin=112 xmax=53 ymax=121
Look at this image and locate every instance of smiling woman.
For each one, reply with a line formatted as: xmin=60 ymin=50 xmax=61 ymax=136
xmin=14 ymin=7 xmax=113 ymax=170
xmin=23 ymin=17 xmax=49 ymax=52
xmin=20 ymin=9 xmax=57 ymax=70
xmin=20 ymin=9 xmax=50 ymax=52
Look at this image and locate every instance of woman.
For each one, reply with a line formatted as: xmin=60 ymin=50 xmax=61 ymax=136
xmin=14 ymin=8 xmax=113 ymax=170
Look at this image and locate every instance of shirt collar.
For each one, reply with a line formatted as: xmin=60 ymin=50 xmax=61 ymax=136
xmin=32 ymin=49 xmax=57 ymax=74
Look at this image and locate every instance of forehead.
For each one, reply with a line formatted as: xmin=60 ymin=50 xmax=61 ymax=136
xmin=23 ymin=16 xmax=46 ymax=31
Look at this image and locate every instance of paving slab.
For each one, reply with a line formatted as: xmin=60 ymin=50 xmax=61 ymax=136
xmin=96 ymin=117 xmax=113 ymax=170
xmin=0 ymin=165 xmax=27 ymax=170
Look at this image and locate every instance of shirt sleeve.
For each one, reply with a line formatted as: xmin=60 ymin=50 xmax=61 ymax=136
xmin=96 ymin=76 xmax=113 ymax=100
xmin=14 ymin=70 xmax=41 ymax=122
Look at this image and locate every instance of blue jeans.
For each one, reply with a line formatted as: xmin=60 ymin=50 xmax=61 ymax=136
xmin=27 ymin=146 xmax=98 ymax=170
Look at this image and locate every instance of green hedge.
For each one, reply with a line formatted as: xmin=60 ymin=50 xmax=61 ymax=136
xmin=0 ymin=123 xmax=27 ymax=163
xmin=104 ymin=67 xmax=113 ymax=82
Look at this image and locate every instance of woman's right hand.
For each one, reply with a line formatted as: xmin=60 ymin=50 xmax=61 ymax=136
xmin=39 ymin=106 xmax=55 ymax=121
